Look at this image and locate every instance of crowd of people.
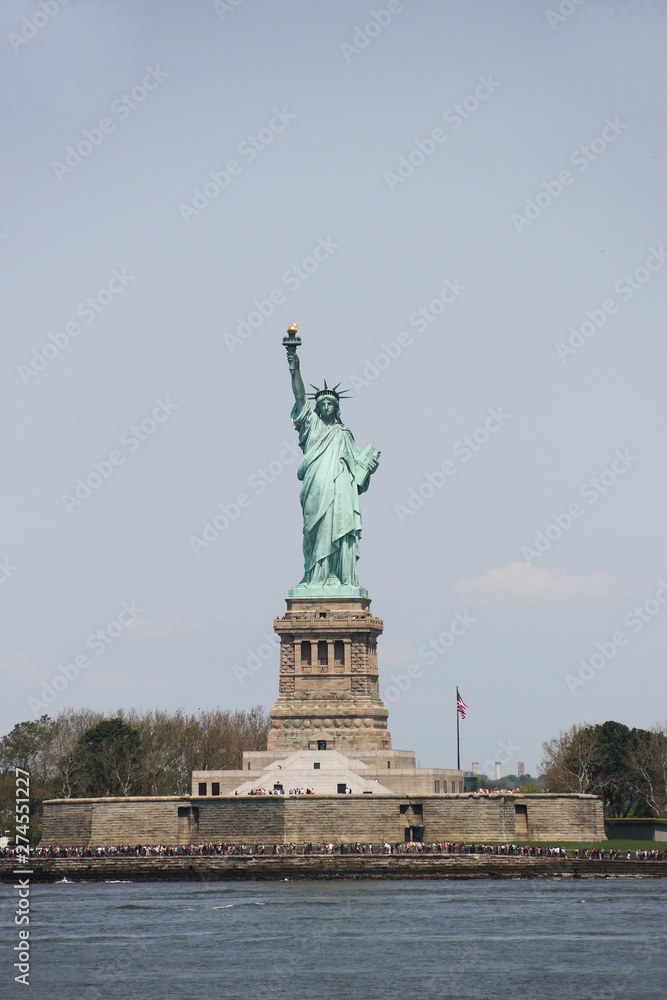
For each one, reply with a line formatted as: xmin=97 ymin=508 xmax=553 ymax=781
xmin=476 ymin=788 xmax=526 ymax=795
xmin=246 ymin=787 xmax=315 ymax=796
xmin=571 ymin=847 xmax=665 ymax=861
xmin=1 ymin=842 xmax=665 ymax=860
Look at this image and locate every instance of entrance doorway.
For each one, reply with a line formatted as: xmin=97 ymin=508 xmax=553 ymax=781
xmin=515 ymin=804 xmax=528 ymax=838
xmin=404 ymin=826 xmax=424 ymax=843
xmin=177 ymin=806 xmax=199 ymax=842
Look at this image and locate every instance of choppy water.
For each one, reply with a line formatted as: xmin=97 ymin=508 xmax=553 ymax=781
xmin=1 ymin=878 xmax=665 ymax=999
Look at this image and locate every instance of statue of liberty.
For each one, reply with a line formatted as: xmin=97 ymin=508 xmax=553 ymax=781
xmin=284 ymin=325 xmax=380 ymax=594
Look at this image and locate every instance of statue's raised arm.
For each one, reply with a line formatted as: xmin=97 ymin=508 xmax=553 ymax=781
xmin=282 ymin=323 xmax=379 ymax=597
xmin=286 ymin=341 xmax=306 ymax=411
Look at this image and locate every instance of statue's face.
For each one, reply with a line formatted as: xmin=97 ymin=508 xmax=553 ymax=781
xmin=317 ymin=397 xmax=337 ymax=423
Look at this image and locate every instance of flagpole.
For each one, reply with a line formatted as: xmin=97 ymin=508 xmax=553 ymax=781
xmin=456 ymin=687 xmax=461 ymax=771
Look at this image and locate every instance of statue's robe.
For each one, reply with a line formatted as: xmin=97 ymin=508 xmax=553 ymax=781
xmin=291 ymin=401 xmax=367 ymax=582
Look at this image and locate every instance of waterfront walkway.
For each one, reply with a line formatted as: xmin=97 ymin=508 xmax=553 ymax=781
xmin=3 ymin=841 xmax=665 ymax=860
xmin=2 ymin=850 xmax=666 ymax=882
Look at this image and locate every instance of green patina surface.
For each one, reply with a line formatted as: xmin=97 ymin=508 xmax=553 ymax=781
xmin=285 ymin=331 xmax=379 ymax=595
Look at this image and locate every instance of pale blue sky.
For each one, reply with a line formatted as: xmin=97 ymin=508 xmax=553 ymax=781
xmin=1 ymin=0 xmax=666 ymax=772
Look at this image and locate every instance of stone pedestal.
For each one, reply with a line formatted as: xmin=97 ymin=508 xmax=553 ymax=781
xmin=267 ymin=595 xmax=392 ymax=752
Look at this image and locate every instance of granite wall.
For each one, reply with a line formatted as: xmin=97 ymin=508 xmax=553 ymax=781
xmin=41 ymin=793 xmax=604 ymax=846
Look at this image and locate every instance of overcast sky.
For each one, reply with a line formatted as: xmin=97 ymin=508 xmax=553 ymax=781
xmin=2 ymin=0 xmax=665 ymax=774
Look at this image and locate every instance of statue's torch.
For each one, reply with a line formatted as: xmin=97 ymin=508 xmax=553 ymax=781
xmin=282 ymin=322 xmax=301 ymax=359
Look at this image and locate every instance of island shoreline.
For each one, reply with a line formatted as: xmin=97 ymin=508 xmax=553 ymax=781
xmin=3 ymin=855 xmax=666 ymax=882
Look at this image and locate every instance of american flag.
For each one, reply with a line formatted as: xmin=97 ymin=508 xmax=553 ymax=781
xmin=457 ymin=690 xmax=468 ymax=719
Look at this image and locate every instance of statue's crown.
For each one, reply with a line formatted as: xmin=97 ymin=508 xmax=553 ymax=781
xmin=308 ymin=379 xmax=351 ymax=403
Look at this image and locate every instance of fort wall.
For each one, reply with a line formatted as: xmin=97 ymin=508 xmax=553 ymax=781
xmin=41 ymin=793 xmax=605 ymax=847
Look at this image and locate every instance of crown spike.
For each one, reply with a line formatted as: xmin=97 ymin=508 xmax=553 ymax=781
xmin=307 ymin=380 xmax=351 ymax=403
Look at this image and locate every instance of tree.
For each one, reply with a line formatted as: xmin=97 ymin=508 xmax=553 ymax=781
xmin=49 ymin=708 xmax=104 ymax=798
xmin=540 ymin=720 xmax=656 ymax=817
xmin=0 ymin=715 xmax=57 ymax=843
xmin=520 ymin=780 xmax=543 ymax=794
xmin=628 ymin=724 xmax=667 ymax=817
xmin=591 ymin=721 xmax=642 ymax=817
xmin=120 ymin=708 xmax=191 ymax=796
xmin=0 ymin=716 xmax=55 ymax=781
xmin=0 ymin=705 xmax=272 ymax=832
xmin=541 ymin=723 xmax=600 ymax=794
xmin=72 ymin=718 xmax=142 ymax=797
xmin=0 ymin=709 xmax=107 ymax=796
xmin=119 ymin=706 xmax=270 ymax=794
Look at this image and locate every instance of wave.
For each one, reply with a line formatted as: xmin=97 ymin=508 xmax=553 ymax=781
xmin=211 ymin=902 xmax=267 ymax=909
xmin=110 ymin=903 xmax=156 ymax=910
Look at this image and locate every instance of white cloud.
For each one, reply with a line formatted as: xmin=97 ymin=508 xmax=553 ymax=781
xmin=0 ymin=653 xmax=44 ymax=682
xmin=456 ymin=562 xmax=627 ymax=605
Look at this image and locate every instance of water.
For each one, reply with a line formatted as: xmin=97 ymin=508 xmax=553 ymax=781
xmin=2 ymin=878 xmax=665 ymax=999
